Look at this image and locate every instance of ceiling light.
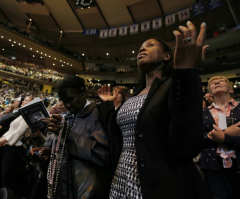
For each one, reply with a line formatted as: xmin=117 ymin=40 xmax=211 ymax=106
xmin=22 ymin=45 xmax=26 ymax=47
xmin=81 ymin=53 xmax=85 ymax=56
xmin=36 ymin=50 xmax=39 ymax=53
xmin=54 ymin=57 xmax=57 ymax=60
xmin=8 ymin=39 xmax=12 ymax=42
xmin=11 ymin=44 xmax=14 ymax=47
xmin=52 ymin=63 xmax=55 ymax=66
xmin=48 ymin=55 xmax=51 ymax=58
xmin=2 ymin=48 xmax=5 ymax=51
xmin=32 ymin=55 xmax=35 ymax=58
xmin=18 ymin=43 xmax=21 ymax=46
xmin=0 ymin=35 xmax=4 ymax=39
xmin=13 ymin=41 xmax=16 ymax=44
xmin=106 ymin=52 xmax=110 ymax=56
xmin=76 ymin=0 xmax=94 ymax=8
xmin=131 ymin=50 xmax=135 ymax=54
xmin=40 ymin=56 xmax=43 ymax=59
xmin=30 ymin=48 xmax=33 ymax=50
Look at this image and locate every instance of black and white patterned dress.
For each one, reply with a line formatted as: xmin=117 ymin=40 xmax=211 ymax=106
xmin=109 ymin=94 xmax=147 ymax=199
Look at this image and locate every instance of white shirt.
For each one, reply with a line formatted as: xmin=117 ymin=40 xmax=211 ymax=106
xmin=2 ymin=115 xmax=29 ymax=146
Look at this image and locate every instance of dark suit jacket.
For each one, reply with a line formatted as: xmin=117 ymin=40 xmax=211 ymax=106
xmin=99 ymin=69 xmax=210 ymax=199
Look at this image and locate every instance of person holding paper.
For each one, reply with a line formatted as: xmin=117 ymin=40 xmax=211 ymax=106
xmin=199 ymin=76 xmax=240 ymax=199
xmin=0 ymin=95 xmax=34 ymax=198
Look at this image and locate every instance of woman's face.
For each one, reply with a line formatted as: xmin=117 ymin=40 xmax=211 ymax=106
xmin=137 ymin=39 xmax=168 ymax=71
xmin=114 ymin=91 xmax=123 ymax=104
xmin=209 ymin=78 xmax=229 ymax=96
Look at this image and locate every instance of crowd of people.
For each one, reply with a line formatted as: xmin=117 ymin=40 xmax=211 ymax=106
xmin=0 ymin=21 xmax=239 ymax=199
xmin=0 ymin=61 xmax=63 ymax=83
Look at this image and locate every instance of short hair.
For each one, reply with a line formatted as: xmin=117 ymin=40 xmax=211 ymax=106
xmin=207 ymin=76 xmax=231 ymax=93
xmin=57 ymin=75 xmax=86 ymax=100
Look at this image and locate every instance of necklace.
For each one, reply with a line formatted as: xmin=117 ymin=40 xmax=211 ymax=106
xmin=47 ymin=115 xmax=74 ymax=199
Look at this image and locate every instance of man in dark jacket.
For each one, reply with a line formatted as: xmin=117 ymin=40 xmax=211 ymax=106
xmin=43 ymin=76 xmax=111 ymax=199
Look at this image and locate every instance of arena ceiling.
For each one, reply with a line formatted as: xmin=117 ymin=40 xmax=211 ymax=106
xmin=0 ymin=0 xmax=239 ymax=75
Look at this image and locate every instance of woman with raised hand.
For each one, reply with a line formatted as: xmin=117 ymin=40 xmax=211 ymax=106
xmin=99 ymin=21 xmax=210 ymax=199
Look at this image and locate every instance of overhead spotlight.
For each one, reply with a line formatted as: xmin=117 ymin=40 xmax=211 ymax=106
xmin=1 ymin=48 xmax=5 ymax=51
xmin=106 ymin=52 xmax=110 ymax=56
xmin=29 ymin=48 xmax=33 ymax=50
xmin=40 ymin=52 xmax=43 ymax=55
xmin=40 ymin=56 xmax=43 ymax=59
xmin=29 ymin=18 xmax=32 ymax=22
xmin=32 ymin=55 xmax=35 ymax=58
xmin=48 ymin=55 xmax=51 ymax=58
xmin=0 ymin=35 xmax=4 ymax=39
xmin=54 ymin=57 xmax=57 ymax=60
xmin=8 ymin=39 xmax=12 ymax=42
xmin=22 ymin=45 xmax=26 ymax=48
xmin=11 ymin=44 xmax=14 ymax=47
xmin=131 ymin=50 xmax=135 ymax=54
xmin=52 ymin=63 xmax=55 ymax=66
xmin=81 ymin=53 xmax=85 ymax=56
xmin=13 ymin=41 xmax=16 ymax=44
xmin=76 ymin=0 xmax=94 ymax=9
xmin=18 ymin=43 xmax=21 ymax=46
xmin=36 ymin=50 xmax=39 ymax=53
xmin=59 ymin=30 xmax=63 ymax=34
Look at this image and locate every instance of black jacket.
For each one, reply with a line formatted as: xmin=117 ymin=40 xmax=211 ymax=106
xmin=99 ymin=69 xmax=210 ymax=199
xmin=54 ymin=103 xmax=111 ymax=199
xmin=199 ymin=104 xmax=240 ymax=171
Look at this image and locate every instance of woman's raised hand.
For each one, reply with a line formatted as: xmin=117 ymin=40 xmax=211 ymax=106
xmin=173 ymin=21 xmax=207 ymax=69
xmin=97 ymin=85 xmax=116 ymax=102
